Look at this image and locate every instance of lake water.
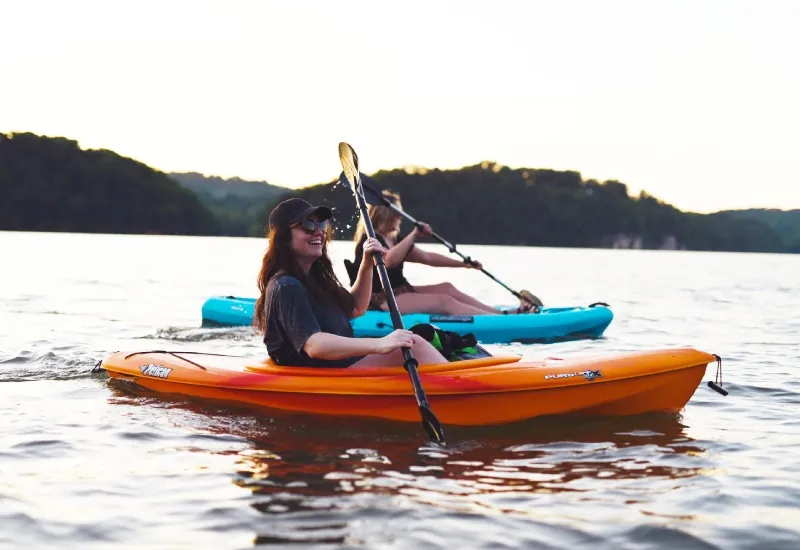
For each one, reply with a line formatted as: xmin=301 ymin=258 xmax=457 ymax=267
xmin=1 ymin=231 xmax=798 ymax=549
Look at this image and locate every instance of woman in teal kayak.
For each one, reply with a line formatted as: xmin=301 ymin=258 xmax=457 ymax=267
xmin=352 ymin=191 xmax=535 ymax=316
xmin=254 ymin=198 xmax=447 ymax=368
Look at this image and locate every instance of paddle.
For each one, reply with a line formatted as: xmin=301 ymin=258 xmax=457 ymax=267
xmin=338 ymin=142 xmax=446 ymax=445
xmin=340 ymin=171 xmax=544 ymax=312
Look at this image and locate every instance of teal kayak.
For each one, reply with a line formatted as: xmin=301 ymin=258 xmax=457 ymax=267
xmin=201 ymin=296 xmax=613 ymax=344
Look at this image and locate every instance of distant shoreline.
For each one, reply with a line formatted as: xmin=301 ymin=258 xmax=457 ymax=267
xmin=3 ymin=132 xmax=798 ymax=254
xmin=2 ymin=229 xmax=796 ymax=255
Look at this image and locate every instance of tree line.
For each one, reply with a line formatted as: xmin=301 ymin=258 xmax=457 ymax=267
xmin=1 ymin=132 xmax=219 ymax=235
xmin=2 ymin=132 xmax=797 ymax=253
xmin=262 ymin=164 xmax=799 ymax=253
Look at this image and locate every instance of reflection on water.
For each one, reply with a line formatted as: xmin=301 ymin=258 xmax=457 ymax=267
xmin=234 ymin=416 xmax=706 ymax=505
xmin=4 ymin=234 xmax=800 ymax=549
xmin=108 ymin=382 xmax=715 ymax=546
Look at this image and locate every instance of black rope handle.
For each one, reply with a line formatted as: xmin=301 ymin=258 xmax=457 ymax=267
xmin=707 ymin=353 xmax=728 ymax=396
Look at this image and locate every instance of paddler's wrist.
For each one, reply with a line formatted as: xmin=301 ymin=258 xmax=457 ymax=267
xmin=366 ymin=338 xmax=384 ymax=355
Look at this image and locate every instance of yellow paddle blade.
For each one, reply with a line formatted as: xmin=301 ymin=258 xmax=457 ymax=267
xmin=338 ymin=142 xmax=360 ymax=189
xmin=519 ymin=289 xmax=543 ymax=312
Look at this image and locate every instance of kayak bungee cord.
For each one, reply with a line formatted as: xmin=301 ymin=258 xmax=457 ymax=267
xmin=125 ymin=350 xmax=246 ymax=371
xmin=93 ymin=350 xmax=219 ymax=372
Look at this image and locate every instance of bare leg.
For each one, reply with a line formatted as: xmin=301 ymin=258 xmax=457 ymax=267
xmin=384 ymin=292 xmax=498 ymax=316
xmin=413 ymin=282 xmax=499 ymax=313
xmin=349 ymin=335 xmax=447 ymax=368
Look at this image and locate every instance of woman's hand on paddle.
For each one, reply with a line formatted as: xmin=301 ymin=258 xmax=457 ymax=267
xmin=374 ymin=329 xmax=416 ymax=354
xmin=413 ymin=222 xmax=433 ymax=238
xmin=465 ymin=259 xmax=483 ymax=270
xmin=361 ymin=237 xmax=386 ymax=261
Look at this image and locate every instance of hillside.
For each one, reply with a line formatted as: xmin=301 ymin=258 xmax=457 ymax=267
xmin=0 ymin=132 xmax=220 ymax=235
xmin=720 ymin=209 xmax=800 ymax=252
xmin=2 ymin=132 xmax=795 ymax=253
xmin=260 ymin=163 xmax=793 ymax=253
xmin=168 ymin=172 xmax=286 ymax=236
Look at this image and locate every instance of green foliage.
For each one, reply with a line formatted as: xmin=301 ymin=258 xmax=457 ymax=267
xmin=720 ymin=209 xmax=800 ymax=252
xmin=268 ymin=163 xmax=794 ymax=253
xmin=2 ymin=133 xmax=795 ymax=254
xmin=0 ymin=132 xmax=220 ymax=235
xmin=169 ymin=172 xmax=285 ymax=236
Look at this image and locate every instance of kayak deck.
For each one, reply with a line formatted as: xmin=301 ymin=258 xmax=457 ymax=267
xmin=102 ymin=348 xmax=716 ymax=426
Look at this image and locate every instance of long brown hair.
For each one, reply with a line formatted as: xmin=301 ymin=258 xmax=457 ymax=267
xmin=353 ymin=190 xmax=402 ymax=243
xmin=253 ymin=222 xmax=353 ymax=333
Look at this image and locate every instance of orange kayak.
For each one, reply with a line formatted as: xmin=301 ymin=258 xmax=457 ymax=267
xmin=100 ymin=348 xmax=718 ymax=426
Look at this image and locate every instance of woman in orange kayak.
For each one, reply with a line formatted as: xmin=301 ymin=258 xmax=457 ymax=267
xmin=352 ymin=190 xmax=535 ymax=316
xmin=254 ymin=198 xmax=447 ymax=368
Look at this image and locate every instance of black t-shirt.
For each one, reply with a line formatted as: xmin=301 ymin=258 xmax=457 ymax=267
xmin=353 ymin=233 xmax=412 ymax=289
xmin=263 ymin=274 xmax=362 ymax=368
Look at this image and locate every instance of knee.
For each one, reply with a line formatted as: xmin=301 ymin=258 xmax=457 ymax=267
xmin=441 ymin=282 xmax=456 ymax=292
xmin=440 ymin=295 xmax=460 ymax=312
xmin=411 ymin=334 xmax=427 ymax=347
xmin=411 ymin=335 xmax=445 ymax=362
xmin=434 ymin=294 xmax=457 ymax=308
xmin=410 ymin=334 xmax=429 ymax=353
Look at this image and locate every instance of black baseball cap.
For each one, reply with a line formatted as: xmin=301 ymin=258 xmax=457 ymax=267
xmin=269 ymin=198 xmax=332 ymax=229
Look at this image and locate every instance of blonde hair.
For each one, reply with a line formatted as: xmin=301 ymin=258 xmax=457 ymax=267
xmin=353 ymin=190 xmax=402 ymax=242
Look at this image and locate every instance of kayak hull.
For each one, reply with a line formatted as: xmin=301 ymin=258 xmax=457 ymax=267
xmin=200 ymin=295 xmax=614 ymax=344
xmin=101 ymin=348 xmax=714 ymax=426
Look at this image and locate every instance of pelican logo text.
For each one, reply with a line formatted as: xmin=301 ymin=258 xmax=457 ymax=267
xmin=544 ymin=370 xmax=603 ymax=382
xmin=139 ymin=364 xmax=172 ymax=379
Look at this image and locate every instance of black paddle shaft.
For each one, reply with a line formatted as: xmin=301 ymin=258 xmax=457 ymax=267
xmin=353 ymin=187 xmax=413 ymax=349
xmin=339 ymin=144 xmax=445 ymax=445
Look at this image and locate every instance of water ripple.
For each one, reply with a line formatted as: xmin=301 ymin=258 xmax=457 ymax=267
xmin=1 ymin=235 xmax=799 ymax=549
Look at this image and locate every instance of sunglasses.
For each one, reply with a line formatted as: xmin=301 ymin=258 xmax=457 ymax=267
xmin=293 ymin=218 xmax=330 ymax=234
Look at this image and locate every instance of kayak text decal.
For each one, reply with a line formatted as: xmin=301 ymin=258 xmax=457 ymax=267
xmin=139 ymin=363 xmax=172 ymax=379
xmin=545 ymin=369 xmax=603 ymax=382
xmin=429 ymin=315 xmax=474 ymax=323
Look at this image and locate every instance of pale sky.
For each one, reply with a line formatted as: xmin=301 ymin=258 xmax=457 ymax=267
xmin=1 ymin=0 xmax=798 ymax=213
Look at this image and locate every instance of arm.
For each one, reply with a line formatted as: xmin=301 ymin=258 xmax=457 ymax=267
xmin=274 ymin=277 xmax=413 ymax=362
xmin=403 ymin=222 xmax=483 ymax=269
xmin=305 ymin=329 xmax=419 ymax=360
xmin=383 ymin=232 xmax=417 ymax=268
xmin=304 ymin=332 xmax=383 ymax=360
xmin=349 ymin=237 xmax=385 ymax=317
xmin=406 ymin=247 xmax=467 ymax=267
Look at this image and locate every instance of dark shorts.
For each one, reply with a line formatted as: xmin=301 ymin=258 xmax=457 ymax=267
xmin=369 ymin=284 xmax=415 ymax=310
